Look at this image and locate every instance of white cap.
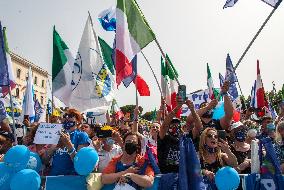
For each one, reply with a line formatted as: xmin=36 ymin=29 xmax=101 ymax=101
xmin=230 ymin=121 xmax=244 ymax=131
xmin=247 ymin=128 xmax=257 ymax=138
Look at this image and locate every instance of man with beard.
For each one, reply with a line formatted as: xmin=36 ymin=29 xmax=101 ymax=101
xmin=158 ymin=97 xmax=202 ymax=174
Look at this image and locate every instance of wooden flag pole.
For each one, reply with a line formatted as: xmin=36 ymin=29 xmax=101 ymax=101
xmin=154 ymin=38 xmax=181 ymax=86
xmin=141 ymin=51 xmax=162 ymax=96
xmin=233 ymin=2 xmax=281 ymax=71
xmin=132 ymin=0 xmax=181 ymax=86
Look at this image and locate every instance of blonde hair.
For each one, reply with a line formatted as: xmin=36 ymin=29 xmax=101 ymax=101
xmin=199 ymin=128 xmax=223 ymax=166
xmin=276 ymin=121 xmax=284 ymax=143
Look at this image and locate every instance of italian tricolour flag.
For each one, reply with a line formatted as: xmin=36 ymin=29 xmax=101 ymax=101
xmin=255 ymin=60 xmax=268 ymax=109
xmin=207 ymin=63 xmax=219 ymax=100
xmin=161 ymin=55 xmax=180 ymax=116
xmin=115 ymin=0 xmax=155 ymax=86
xmin=1 ymin=27 xmax=16 ymax=96
xmin=52 ymin=27 xmax=74 ymax=106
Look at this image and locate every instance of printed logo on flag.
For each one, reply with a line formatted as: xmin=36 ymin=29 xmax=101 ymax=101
xmin=95 ymin=64 xmax=112 ymax=98
xmin=71 ymin=52 xmax=83 ymax=91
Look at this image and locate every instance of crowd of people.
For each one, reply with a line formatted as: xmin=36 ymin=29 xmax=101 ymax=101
xmin=1 ymin=81 xmax=284 ymax=189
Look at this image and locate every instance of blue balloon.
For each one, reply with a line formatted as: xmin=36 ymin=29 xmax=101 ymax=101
xmin=212 ymin=102 xmax=225 ymax=120
xmin=215 ymin=167 xmax=240 ymax=190
xmin=4 ymin=145 xmax=30 ymax=172
xmin=74 ymin=147 xmax=99 ymax=175
xmin=0 ymin=162 xmax=14 ymax=190
xmin=26 ymin=152 xmax=42 ymax=173
xmin=10 ymin=169 xmax=41 ymax=190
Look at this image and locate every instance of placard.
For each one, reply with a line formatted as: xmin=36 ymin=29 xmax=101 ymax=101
xmin=33 ymin=123 xmax=62 ymax=145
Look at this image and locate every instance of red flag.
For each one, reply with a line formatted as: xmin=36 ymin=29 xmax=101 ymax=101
xmin=134 ymin=75 xmax=150 ymax=96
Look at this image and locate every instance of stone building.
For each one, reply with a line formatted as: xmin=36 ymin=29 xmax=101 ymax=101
xmin=10 ymin=52 xmax=49 ymax=106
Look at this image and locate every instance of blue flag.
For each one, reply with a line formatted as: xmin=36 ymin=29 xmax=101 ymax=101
xmin=179 ymin=136 xmax=204 ymax=190
xmin=261 ymin=0 xmax=282 ymax=8
xmin=0 ymin=22 xmax=9 ymax=87
xmin=245 ymin=138 xmax=284 ymax=190
xmin=250 ymin=80 xmax=256 ymax=108
xmin=219 ymin=73 xmax=225 ymax=88
xmin=223 ymin=0 xmax=239 ymax=9
xmin=98 ymin=6 xmax=116 ymax=31
xmin=34 ymin=99 xmax=43 ymax=122
xmin=225 ymin=54 xmax=239 ymax=100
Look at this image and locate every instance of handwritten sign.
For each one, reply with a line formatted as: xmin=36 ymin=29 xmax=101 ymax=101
xmin=33 ymin=123 xmax=62 ymax=145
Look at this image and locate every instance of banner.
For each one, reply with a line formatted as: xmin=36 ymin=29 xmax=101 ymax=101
xmin=33 ymin=123 xmax=62 ymax=145
xmin=181 ymin=89 xmax=209 ymax=116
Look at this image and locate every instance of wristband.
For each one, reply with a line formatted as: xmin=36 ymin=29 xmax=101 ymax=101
xmin=68 ymin=147 xmax=76 ymax=155
xmin=221 ymin=91 xmax=229 ymax=96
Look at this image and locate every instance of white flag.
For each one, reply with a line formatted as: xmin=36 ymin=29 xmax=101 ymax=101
xmin=70 ymin=15 xmax=115 ymax=112
xmin=22 ymin=67 xmax=35 ymax=121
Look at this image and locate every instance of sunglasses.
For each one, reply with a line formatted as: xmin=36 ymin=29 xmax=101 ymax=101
xmin=63 ymin=114 xmax=76 ymax=119
xmin=206 ymin=134 xmax=218 ymax=139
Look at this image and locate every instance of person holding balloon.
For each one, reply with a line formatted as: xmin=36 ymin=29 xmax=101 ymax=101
xmin=42 ymin=108 xmax=91 ymax=176
xmin=199 ymin=128 xmax=238 ymax=180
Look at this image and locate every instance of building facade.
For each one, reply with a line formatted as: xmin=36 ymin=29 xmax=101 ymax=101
xmin=10 ymin=52 xmax=49 ymax=106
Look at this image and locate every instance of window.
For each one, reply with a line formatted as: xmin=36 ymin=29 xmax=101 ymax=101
xmin=41 ymin=96 xmax=44 ymax=105
xmin=34 ymin=76 xmax=37 ymax=85
xmin=16 ymin=69 xmax=21 ymax=79
xmin=41 ymin=80 xmax=45 ymax=88
xmin=15 ymin=88 xmax=20 ymax=98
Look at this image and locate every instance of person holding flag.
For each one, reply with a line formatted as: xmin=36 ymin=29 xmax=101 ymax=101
xmin=158 ymin=97 xmax=202 ymax=174
xmin=187 ymin=81 xmax=234 ymax=131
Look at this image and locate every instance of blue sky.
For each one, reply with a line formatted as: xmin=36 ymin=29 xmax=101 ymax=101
xmin=1 ymin=0 xmax=284 ymax=111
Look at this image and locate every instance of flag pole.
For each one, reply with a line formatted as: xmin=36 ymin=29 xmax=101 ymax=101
xmin=7 ymin=86 xmax=17 ymax=144
xmin=141 ymin=51 xmax=162 ymax=96
xmin=135 ymin=80 xmax=139 ymax=107
xmin=132 ymin=0 xmax=181 ymax=86
xmin=233 ymin=2 xmax=282 ymax=71
xmin=2 ymin=26 xmax=17 ymax=144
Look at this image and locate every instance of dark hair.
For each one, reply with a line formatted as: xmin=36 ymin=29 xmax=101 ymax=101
xmin=123 ymin=132 xmax=141 ymax=154
xmin=66 ymin=108 xmax=82 ymax=123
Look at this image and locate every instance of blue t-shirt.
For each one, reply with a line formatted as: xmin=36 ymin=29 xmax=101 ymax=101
xmin=49 ymin=130 xmax=90 ymax=176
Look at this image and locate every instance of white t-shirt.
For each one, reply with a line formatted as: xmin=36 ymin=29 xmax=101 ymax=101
xmin=97 ymin=144 xmax=122 ymax=172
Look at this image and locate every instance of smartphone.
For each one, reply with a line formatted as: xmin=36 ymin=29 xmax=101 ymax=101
xmin=217 ymin=130 xmax=227 ymax=141
xmin=178 ymin=85 xmax=187 ymax=101
xmin=95 ymin=128 xmax=112 ymax=138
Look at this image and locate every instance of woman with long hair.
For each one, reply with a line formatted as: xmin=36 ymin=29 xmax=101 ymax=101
xmin=199 ymin=128 xmax=238 ymax=180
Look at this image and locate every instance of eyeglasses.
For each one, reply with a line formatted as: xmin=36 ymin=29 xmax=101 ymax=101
xmin=151 ymin=126 xmax=159 ymax=130
xmin=206 ymin=134 xmax=218 ymax=139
